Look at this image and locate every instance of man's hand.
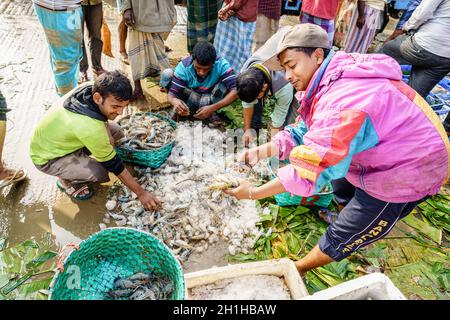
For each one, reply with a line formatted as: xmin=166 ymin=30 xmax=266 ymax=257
xmin=356 ymin=15 xmax=365 ymax=29
xmin=123 ymin=9 xmax=135 ymax=27
xmin=223 ymin=179 xmax=254 ymax=200
xmin=240 ymin=147 xmax=260 ymax=167
xmin=243 ymin=129 xmax=256 ymax=147
xmin=172 ymin=98 xmax=190 ymax=116
xmin=138 ymin=190 xmax=162 ymax=211
xmin=194 ymin=105 xmax=214 ymax=120
xmin=384 ymin=29 xmax=404 ymax=43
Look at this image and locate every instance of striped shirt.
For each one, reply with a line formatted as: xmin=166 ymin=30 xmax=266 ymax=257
xmin=32 ymin=0 xmax=81 ymax=11
xmin=169 ymin=56 xmax=237 ymax=96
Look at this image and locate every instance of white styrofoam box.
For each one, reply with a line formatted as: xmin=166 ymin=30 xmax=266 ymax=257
xmin=184 ymin=258 xmax=309 ymax=300
xmin=300 ymin=273 xmax=406 ymax=300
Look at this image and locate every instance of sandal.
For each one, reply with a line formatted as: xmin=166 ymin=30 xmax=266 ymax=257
xmin=56 ymin=180 xmax=94 ymax=201
xmin=0 ymin=169 xmax=27 ymax=188
xmin=318 ymin=209 xmax=339 ymax=224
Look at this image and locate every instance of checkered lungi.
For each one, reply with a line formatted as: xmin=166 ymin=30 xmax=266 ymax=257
xmin=187 ymin=0 xmax=222 ymax=53
xmin=214 ymin=15 xmax=256 ymax=72
xmin=300 ymin=11 xmax=335 ymax=47
xmin=127 ymin=30 xmax=171 ymax=81
xmin=181 ymin=82 xmax=229 ymax=115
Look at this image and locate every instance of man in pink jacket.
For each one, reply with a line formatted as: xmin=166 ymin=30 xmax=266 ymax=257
xmin=225 ymin=24 xmax=450 ymax=275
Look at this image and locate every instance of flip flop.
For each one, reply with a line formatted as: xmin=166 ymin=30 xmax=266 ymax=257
xmin=0 ymin=169 xmax=27 ymax=188
xmin=318 ymin=209 xmax=339 ymax=224
xmin=56 ymin=180 xmax=94 ymax=201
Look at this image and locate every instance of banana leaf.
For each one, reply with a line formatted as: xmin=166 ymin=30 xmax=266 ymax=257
xmin=0 ymin=237 xmax=58 ymax=300
xmin=402 ymin=213 xmax=442 ymax=244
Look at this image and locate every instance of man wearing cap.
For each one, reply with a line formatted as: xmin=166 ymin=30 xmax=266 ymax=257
xmin=225 ymin=23 xmax=450 ymax=275
xmin=237 ymin=28 xmax=299 ymax=146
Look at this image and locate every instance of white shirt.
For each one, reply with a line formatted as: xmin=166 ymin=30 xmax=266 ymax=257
xmin=405 ymin=0 xmax=450 ymax=58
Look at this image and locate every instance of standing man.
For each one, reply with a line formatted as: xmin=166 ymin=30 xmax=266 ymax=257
xmin=343 ymin=0 xmax=387 ymax=53
xmin=30 ymin=71 xmax=161 ymax=209
xmin=379 ymin=0 xmax=450 ymax=99
xmin=79 ymin=0 xmax=107 ymax=83
xmin=225 ymin=23 xmax=450 ymax=275
xmin=237 ymin=28 xmax=299 ymax=146
xmin=32 ymin=0 xmax=83 ymax=96
xmin=253 ymin=0 xmax=281 ymax=51
xmin=214 ymin=0 xmax=260 ymax=72
xmin=300 ymin=0 xmax=340 ymax=47
xmin=121 ymin=0 xmax=177 ymax=100
xmin=0 ymin=91 xmax=27 ymax=188
xmin=187 ymin=0 xmax=223 ymax=53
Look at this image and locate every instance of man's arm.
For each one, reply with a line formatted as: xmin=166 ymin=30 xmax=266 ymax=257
xmin=194 ymin=89 xmax=238 ymax=119
xmin=271 ymin=83 xmax=294 ymax=129
xmin=116 ymin=168 xmax=161 ymax=210
xmin=356 ymin=0 xmax=366 ymax=29
xmin=168 ymin=93 xmax=189 ymax=116
xmin=396 ymin=0 xmax=421 ymax=30
xmin=404 ymin=0 xmax=442 ymax=31
xmin=210 ymin=89 xmax=238 ymax=112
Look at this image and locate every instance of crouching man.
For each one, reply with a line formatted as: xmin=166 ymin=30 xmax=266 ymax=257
xmin=237 ymin=27 xmax=299 ymax=146
xmin=160 ymin=41 xmax=238 ymax=123
xmin=30 ymin=71 xmax=161 ymax=210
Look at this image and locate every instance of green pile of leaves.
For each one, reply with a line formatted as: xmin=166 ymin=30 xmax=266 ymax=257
xmin=229 ymin=194 xmax=449 ymax=297
xmin=417 ymin=194 xmax=450 ymax=233
xmin=0 ymin=234 xmax=58 ymax=300
xmin=230 ymin=202 xmax=360 ymax=293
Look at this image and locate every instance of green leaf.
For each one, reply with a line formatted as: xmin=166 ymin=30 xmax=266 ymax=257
xmin=293 ymin=206 xmax=310 ymax=215
xmin=26 ymin=251 xmax=57 ymax=271
xmin=0 ymin=271 xmax=33 ymax=296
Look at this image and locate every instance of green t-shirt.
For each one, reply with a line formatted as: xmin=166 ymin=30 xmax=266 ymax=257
xmin=30 ymin=104 xmax=116 ymax=166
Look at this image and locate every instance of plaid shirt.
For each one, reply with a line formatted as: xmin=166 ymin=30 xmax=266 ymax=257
xmin=258 ymin=0 xmax=281 ymax=20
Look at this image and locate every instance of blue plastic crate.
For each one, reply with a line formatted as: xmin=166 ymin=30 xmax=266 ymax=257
xmin=438 ymin=77 xmax=450 ymax=92
xmin=400 ymin=65 xmax=412 ymax=75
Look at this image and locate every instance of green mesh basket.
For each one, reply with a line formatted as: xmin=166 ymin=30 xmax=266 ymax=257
xmin=115 ymin=112 xmax=177 ymax=168
xmin=269 ymin=163 xmax=334 ymax=208
xmin=49 ymin=228 xmax=185 ymax=300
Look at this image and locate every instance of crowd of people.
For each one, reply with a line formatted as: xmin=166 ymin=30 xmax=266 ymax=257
xmin=0 ymin=0 xmax=449 ymax=276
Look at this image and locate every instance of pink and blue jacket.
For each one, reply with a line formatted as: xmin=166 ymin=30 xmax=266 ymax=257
xmin=272 ymin=51 xmax=450 ymax=203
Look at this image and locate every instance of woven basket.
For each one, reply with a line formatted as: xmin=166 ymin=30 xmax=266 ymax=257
xmin=115 ymin=112 xmax=176 ymax=168
xmin=49 ymin=228 xmax=185 ymax=300
xmin=269 ymin=163 xmax=334 ymax=208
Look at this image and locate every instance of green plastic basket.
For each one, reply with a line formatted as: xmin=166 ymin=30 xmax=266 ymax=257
xmin=49 ymin=228 xmax=185 ymax=300
xmin=115 ymin=112 xmax=177 ymax=168
xmin=269 ymin=163 xmax=334 ymax=208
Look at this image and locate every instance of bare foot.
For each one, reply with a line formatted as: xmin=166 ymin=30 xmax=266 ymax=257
xmin=79 ymin=71 xmax=89 ymax=84
xmin=120 ymin=51 xmax=129 ymax=65
xmin=131 ymin=90 xmax=146 ymax=101
xmin=93 ymin=68 xmax=106 ymax=77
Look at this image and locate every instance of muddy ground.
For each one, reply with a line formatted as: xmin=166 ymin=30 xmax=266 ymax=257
xmin=0 ymin=0 xmax=399 ymax=273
